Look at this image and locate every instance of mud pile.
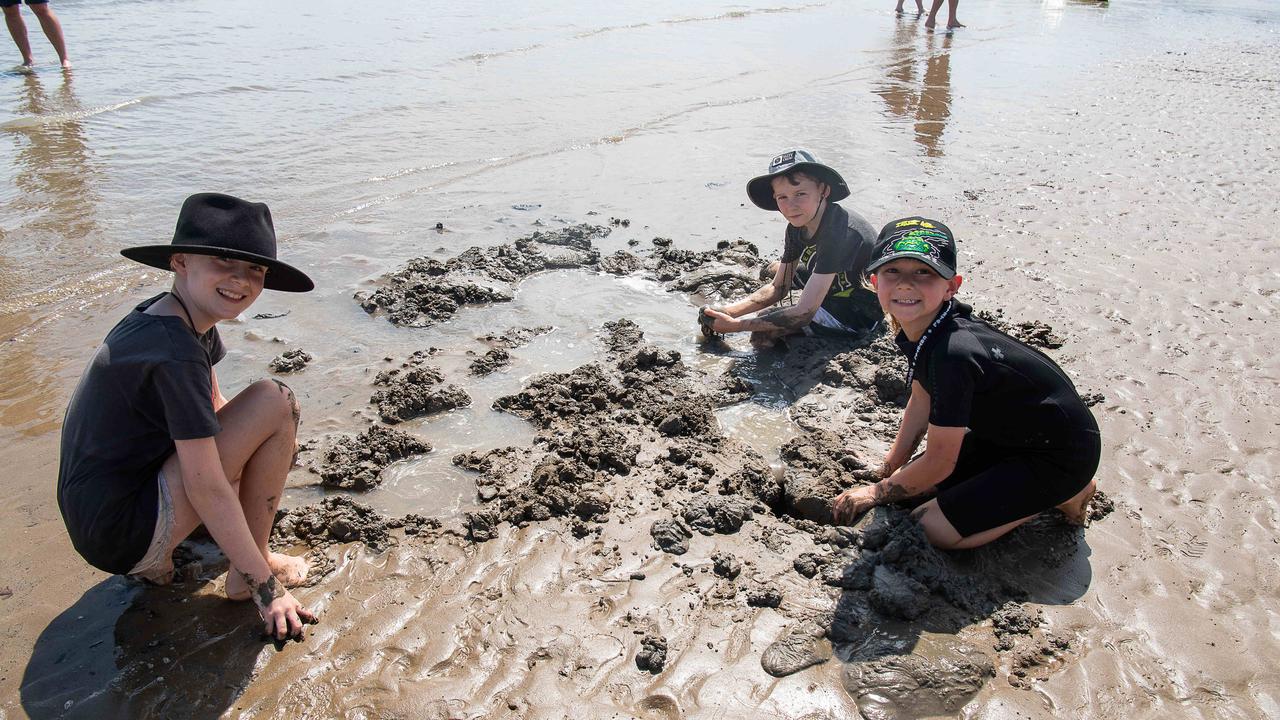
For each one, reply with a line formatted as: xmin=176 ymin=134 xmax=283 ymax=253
xmin=370 ymin=350 xmax=471 ymax=423
xmin=271 ymin=496 xmax=441 ymax=551
xmin=459 ymin=319 xmax=775 ymax=543
xmin=355 ymin=225 xmax=608 ymax=326
xmin=317 ymin=424 xmax=432 ymax=491
xmin=268 ymin=348 xmax=312 ymax=373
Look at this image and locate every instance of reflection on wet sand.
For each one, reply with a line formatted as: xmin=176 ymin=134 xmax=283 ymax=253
xmin=0 ymin=72 xmax=103 ymax=435
xmin=874 ymin=19 xmax=954 ymax=158
xmin=2 ymin=70 xmax=100 ymax=301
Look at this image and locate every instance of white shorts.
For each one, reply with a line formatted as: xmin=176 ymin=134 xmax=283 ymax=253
xmin=127 ymin=470 xmax=176 ymax=580
xmin=811 ymin=306 xmax=860 ymax=333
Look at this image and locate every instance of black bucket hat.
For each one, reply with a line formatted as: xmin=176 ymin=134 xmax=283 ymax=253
xmin=121 ymin=193 xmax=314 ymax=292
xmin=746 ymin=148 xmax=850 ymax=211
xmin=866 ymin=216 xmax=958 ymax=279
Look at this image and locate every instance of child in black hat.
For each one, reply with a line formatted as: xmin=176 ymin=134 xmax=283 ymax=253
xmin=698 ymin=149 xmax=883 ymax=345
xmin=832 ymin=217 xmax=1099 ymax=549
xmin=57 ymin=193 xmax=318 ymax=640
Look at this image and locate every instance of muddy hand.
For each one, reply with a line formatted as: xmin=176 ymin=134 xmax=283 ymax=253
xmin=247 ymin=572 xmax=318 ymax=642
xmin=832 ymin=486 xmax=877 ymax=525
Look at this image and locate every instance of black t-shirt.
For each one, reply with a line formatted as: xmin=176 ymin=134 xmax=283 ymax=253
xmin=779 ymin=202 xmax=881 ymax=330
xmin=57 ymin=294 xmax=225 ymax=574
xmin=895 ymin=303 xmax=1098 ymax=452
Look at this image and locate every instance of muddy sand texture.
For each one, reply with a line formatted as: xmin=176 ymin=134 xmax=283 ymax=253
xmin=24 ymin=300 xmax=1109 ymax=719
xmin=318 ymin=424 xmax=432 ymax=490
xmin=371 ymin=349 xmax=471 ymax=423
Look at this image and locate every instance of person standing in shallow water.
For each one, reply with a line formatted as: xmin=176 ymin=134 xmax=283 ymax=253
xmin=925 ymin=0 xmax=964 ymax=31
xmin=698 ymin=149 xmax=882 ymax=346
xmin=57 ymin=193 xmax=317 ymax=640
xmin=831 ymin=217 xmax=1099 ymax=549
xmin=2 ymin=0 xmax=70 ymax=68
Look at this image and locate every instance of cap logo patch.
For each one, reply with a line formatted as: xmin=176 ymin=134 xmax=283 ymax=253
xmin=769 ymin=151 xmax=796 ymax=171
xmin=891 ymin=237 xmax=933 ymax=254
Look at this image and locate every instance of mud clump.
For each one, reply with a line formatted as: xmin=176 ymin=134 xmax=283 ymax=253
xmin=635 ymin=634 xmax=668 ymax=674
xmin=358 ymin=277 xmax=512 ymax=328
xmin=468 ymin=348 xmax=510 ymax=376
xmin=991 ymin=602 xmax=1042 ymax=652
xmin=778 ymin=428 xmax=880 ymax=523
xmin=651 ymin=518 xmax=693 ymax=555
xmin=711 ymin=552 xmax=741 ymax=579
xmin=870 ymin=565 xmax=931 ymax=620
xmin=371 ymin=351 xmax=471 ymax=424
xmin=974 ymin=309 xmax=1065 ymax=349
xmin=1086 ymin=489 xmax=1116 ymax=523
xmin=463 ymin=455 xmax=611 ymax=542
xmin=272 ymin=496 xmax=395 ymax=550
xmin=746 ymin=587 xmax=783 ymax=608
xmin=478 ymin=325 xmax=553 ymax=350
xmin=318 ymin=425 xmax=431 ymax=491
xmin=683 ymin=495 xmax=753 ymax=535
xmin=268 ymin=348 xmax=312 ymax=373
xmin=599 ymin=251 xmax=643 ymax=275
xmin=356 ymin=225 xmax=607 ymax=327
xmin=540 ymin=425 xmax=639 ymax=476
xmin=647 ymin=239 xmax=766 ymax=303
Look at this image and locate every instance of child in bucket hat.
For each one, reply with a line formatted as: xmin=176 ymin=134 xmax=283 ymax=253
xmin=57 ymin=193 xmax=318 ymax=641
xmin=698 ymin=149 xmax=883 ymax=345
xmin=831 ymin=216 xmax=1100 ymax=549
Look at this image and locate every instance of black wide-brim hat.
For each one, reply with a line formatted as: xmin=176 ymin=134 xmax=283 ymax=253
xmin=746 ymin=148 xmax=850 ymax=211
xmin=120 ymin=192 xmax=314 ymax=293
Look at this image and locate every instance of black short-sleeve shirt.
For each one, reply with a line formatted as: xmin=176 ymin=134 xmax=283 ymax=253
xmin=57 ymin=294 xmax=225 ymax=574
xmin=895 ymin=305 xmax=1098 ymax=452
xmin=779 ymin=202 xmax=881 ymax=330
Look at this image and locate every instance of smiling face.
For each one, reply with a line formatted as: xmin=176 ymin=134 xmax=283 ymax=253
xmin=770 ymin=172 xmax=828 ymax=229
xmin=871 ymin=258 xmax=963 ymax=339
xmin=171 ymin=253 xmax=266 ymax=329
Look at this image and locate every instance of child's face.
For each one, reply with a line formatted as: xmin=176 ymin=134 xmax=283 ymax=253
xmin=872 ymin=258 xmax=961 ymax=330
xmin=176 ymin=253 xmax=267 ymax=321
xmin=770 ymin=174 xmax=826 ymax=228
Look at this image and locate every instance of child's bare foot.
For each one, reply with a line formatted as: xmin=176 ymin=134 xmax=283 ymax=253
xmin=61 ymin=58 xmax=72 ymax=69
xmin=948 ymin=20 xmax=965 ymax=29
xmin=225 ymin=552 xmax=311 ymax=600
xmin=1056 ymin=479 xmax=1097 ymax=526
xmin=133 ymin=559 xmax=176 ymax=586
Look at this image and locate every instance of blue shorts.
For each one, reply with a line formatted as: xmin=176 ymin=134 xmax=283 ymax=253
xmin=1 ymin=1 xmax=50 ymax=7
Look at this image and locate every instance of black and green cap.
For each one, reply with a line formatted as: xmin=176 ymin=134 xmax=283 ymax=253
xmin=866 ymin=216 xmax=957 ymax=279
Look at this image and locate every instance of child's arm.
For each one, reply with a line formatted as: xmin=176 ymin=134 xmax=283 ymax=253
xmin=882 ymin=379 xmax=931 ymax=477
xmin=710 ymin=269 xmax=830 ymax=334
xmin=210 ymin=369 xmax=229 ymax=412
xmin=711 ymin=261 xmax=794 ymax=320
xmin=174 ymin=436 xmax=313 ymax=638
xmin=832 ymin=424 xmax=964 ymax=523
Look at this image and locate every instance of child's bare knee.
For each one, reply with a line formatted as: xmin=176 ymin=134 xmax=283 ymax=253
xmin=267 ymin=378 xmax=301 ymax=427
xmin=245 ymin=378 xmax=299 ymax=428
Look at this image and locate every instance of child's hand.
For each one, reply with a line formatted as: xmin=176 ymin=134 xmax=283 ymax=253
xmin=247 ymin=575 xmax=317 ymax=641
xmin=701 ymin=307 xmax=737 ymax=334
xmin=832 ymin=485 xmax=879 ymax=525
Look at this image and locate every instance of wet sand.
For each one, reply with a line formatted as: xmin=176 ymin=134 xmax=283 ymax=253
xmin=4 ymin=1 xmax=1280 ymax=718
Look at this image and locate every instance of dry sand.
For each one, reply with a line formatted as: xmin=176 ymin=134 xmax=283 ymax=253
xmin=4 ymin=24 xmax=1280 ymax=720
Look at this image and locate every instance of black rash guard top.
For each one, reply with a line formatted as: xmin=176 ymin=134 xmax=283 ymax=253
xmin=895 ymin=302 xmax=1098 ymax=453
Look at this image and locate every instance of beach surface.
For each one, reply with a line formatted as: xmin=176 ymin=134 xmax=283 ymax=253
xmin=2 ymin=0 xmax=1279 ymax=717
